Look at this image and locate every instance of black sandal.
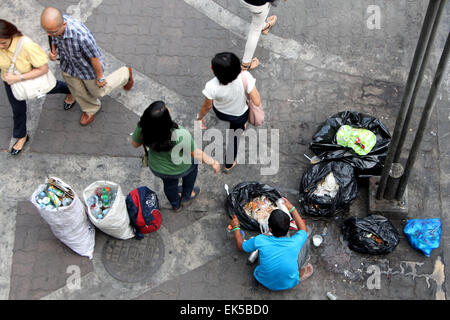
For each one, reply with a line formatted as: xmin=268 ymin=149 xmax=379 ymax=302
xmin=10 ymin=135 xmax=29 ymax=156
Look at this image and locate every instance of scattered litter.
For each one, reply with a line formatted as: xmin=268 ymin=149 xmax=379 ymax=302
xmin=312 ymin=234 xmax=323 ymax=247
xmin=313 ymin=172 xmax=339 ymax=198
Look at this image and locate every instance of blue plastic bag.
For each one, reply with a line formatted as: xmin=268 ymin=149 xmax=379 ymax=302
xmin=403 ymin=218 xmax=441 ymax=257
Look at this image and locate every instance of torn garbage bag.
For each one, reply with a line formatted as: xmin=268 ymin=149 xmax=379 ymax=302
xmin=341 ymin=215 xmax=400 ymax=254
xmin=299 ymin=161 xmax=358 ymax=217
xmin=404 ymin=218 xmax=441 ymax=257
xmin=226 ymin=182 xmax=283 ymax=232
xmin=309 ymin=111 xmax=391 ymax=176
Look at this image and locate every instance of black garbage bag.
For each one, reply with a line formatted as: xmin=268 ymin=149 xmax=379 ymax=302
xmin=341 ymin=215 xmax=400 ymax=254
xmin=299 ymin=161 xmax=358 ymax=217
xmin=226 ymin=181 xmax=282 ymax=231
xmin=309 ymin=111 xmax=391 ymax=176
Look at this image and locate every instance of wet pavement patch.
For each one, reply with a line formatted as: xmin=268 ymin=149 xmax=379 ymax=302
xmin=102 ymin=233 xmax=165 ymax=283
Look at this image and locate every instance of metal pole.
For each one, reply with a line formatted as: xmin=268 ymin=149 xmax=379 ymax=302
xmin=376 ymin=0 xmax=442 ymax=199
xmin=396 ymin=32 xmax=450 ymax=200
xmin=383 ymin=163 xmax=404 ymax=200
xmin=394 ymin=0 xmax=447 ymax=163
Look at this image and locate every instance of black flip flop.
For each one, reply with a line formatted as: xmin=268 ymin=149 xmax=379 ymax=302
xmin=181 ymin=186 xmax=200 ymax=205
xmin=63 ymin=100 xmax=76 ymax=110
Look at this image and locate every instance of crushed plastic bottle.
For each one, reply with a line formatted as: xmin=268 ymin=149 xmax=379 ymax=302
xmin=248 ymin=249 xmax=259 ymax=264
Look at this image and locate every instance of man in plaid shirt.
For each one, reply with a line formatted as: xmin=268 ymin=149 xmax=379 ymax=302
xmin=40 ymin=7 xmax=134 ymax=126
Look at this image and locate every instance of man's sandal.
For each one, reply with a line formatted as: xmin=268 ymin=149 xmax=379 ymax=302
xmin=241 ymin=57 xmax=260 ymax=71
xmin=261 ymin=15 xmax=277 ymax=35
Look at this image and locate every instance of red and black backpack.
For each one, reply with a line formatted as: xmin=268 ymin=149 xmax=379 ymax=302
xmin=126 ymin=186 xmax=161 ymax=239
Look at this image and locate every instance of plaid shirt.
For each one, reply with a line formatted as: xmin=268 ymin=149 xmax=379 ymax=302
xmin=51 ymin=15 xmax=104 ymax=80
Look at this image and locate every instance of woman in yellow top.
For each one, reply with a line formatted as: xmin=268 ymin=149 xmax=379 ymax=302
xmin=0 ymin=19 xmax=76 ymax=155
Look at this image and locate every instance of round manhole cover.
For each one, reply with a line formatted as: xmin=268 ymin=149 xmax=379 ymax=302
xmin=102 ymin=233 xmax=165 ymax=283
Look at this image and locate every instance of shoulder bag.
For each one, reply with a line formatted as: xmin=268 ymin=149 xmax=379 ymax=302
xmin=8 ymin=36 xmax=56 ymax=101
xmin=241 ymin=71 xmax=264 ymax=127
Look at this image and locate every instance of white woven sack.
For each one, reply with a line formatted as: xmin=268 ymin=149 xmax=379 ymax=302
xmin=83 ymin=181 xmax=135 ymax=240
xmin=30 ymin=178 xmax=96 ymax=259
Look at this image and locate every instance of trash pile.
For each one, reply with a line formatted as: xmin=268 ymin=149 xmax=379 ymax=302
xmin=335 ymin=125 xmax=377 ymax=156
xmin=299 ymin=161 xmax=358 ymax=217
xmin=309 ymin=110 xmax=391 ymax=177
xmin=341 ymin=215 xmax=400 ymax=255
xmin=34 ymin=178 xmax=75 ymax=210
xmin=312 ymin=172 xmax=339 ymax=198
xmin=86 ymin=186 xmax=118 ymax=220
xmin=226 ymin=182 xmax=286 ymax=232
xmin=243 ymin=196 xmax=277 ymax=225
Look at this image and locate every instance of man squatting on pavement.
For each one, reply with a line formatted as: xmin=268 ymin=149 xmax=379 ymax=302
xmin=230 ymin=197 xmax=313 ymax=291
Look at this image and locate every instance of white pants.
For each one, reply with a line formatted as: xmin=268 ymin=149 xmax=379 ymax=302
xmin=240 ymin=0 xmax=271 ymax=64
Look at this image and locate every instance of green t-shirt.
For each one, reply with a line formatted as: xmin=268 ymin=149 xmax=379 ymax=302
xmin=132 ymin=125 xmax=197 ymax=176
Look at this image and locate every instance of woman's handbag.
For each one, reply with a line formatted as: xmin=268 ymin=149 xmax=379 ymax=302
xmin=241 ymin=71 xmax=264 ymax=127
xmin=8 ymin=36 xmax=56 ymax=101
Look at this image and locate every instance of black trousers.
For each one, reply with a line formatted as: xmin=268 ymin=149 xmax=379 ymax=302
xmin=213 ymin=106 xmax=249 ymax=168
xmin=4 ymin=80 xmax=71 ymax=139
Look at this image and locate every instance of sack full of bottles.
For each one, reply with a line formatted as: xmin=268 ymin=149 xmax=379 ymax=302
xmin=86 ymin=186 xmax=118 ymax=220
xmin=30 ymin=177 xmax=96 ymax=259
xmin=83 ymin=181 xmax=135 ymax=240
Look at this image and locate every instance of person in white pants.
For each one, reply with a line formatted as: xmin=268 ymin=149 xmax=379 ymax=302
xmin=240 ymin=0 xmax=278 ymax=70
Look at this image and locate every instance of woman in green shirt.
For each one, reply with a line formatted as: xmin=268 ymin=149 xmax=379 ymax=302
xmin=132 ymin=101 xmax=220 ymax=211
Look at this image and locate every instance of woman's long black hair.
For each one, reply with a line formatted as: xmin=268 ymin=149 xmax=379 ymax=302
xmin=0 ymin=19 xmax=23 ymax=39
xmin=139 ymin=101 xmax=179 ymax=152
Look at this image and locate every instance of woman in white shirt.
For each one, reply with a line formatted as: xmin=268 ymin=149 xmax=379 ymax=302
xmin=197 ymin=52 xmax=261 ymax=171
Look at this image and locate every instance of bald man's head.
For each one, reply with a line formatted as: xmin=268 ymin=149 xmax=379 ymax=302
xmin=41 ymin=7 xmax=65 ymax=36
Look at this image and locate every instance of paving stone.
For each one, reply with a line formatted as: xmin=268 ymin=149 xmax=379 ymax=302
xmin=9 ymin=202 xmax=93 ymax=300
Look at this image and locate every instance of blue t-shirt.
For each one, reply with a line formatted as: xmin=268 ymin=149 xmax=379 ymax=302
xmin=242 ymin=230 xmax=308 ymax=291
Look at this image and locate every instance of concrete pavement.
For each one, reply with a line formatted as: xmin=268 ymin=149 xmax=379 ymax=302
xmin=0 ymin=0 xmax=448 ymax=301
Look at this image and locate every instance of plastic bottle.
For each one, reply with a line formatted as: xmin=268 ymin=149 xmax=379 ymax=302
xmin=48 ymin=192 xmax=62 ymax=207
xmin=276 ymin=198 xmax=290 ymax=215
xmin=92 ymin=205 xmax=102 ymax=216
xmin=326 ymin=292 xmax=337 ymax=300
xmin=48 ymin=186 xmax=64 ymax=198
xmin=87 ymin=195 xmax=99 ymax=206
xmin=248 ymin=249 xmax=259 ymax=264
xmin=101 ymin=188 xmax=110 ymax=207
xmin=62 ymin=198 xmax=72 ymax=207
